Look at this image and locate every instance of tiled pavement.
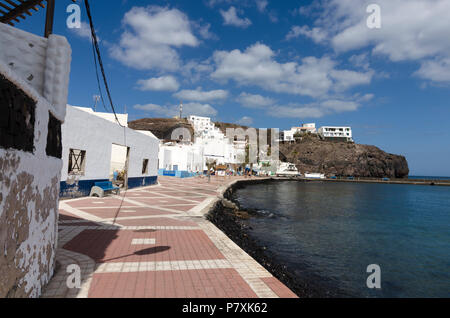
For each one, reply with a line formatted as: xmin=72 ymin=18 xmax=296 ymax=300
xmin=42 ymin=176 xmax=298 ymax=298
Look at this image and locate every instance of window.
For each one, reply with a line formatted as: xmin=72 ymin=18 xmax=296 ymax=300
xmin=0 ymin=74 xmax=35 ymax=153
xmin=142 ymin=159 xmax=149 ymax=174
xmin=68 ymin=149 xmax=86 ymax=175
xmin=46 ymin=112 xmax=62 ymax=158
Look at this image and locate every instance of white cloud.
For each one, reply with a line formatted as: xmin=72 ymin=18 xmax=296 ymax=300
xmin=311 ymin=0 xmax=450 ymax=83
xmin=255 ymin=0 xmax=268 ymax=12
xmin=415 ymin=58 xmax=450 ymax=83
xmin=136 ymin=76 xmax=180 ymax=92
xmin=196 ymin=22 xmax=217 ymax=40
xmin=237 ymin=92 xmax=275 ymax=108
xmin=286 ymin=25 xmax=327 ymax=43
xmin=110 ymin=6 xmax=199 ymax=71
xmin=70 ymin=21 xmax=100 ymax=42
xmin=220 ymin=7 xmax=252 ymax=28
xmin=174 ymin=88 xmax=228 ymax=102
xmin=269 ymin=105 xmax=325 ymax=119
xmin=268 ymin=94 xmax=374 ymax=119
xmin=211 ymin=43 xmax=373 ymax=98
xmin=134 ymin=102 xmax=218 ymax=117
xmin=236 ymin=116 xmax=253 ymax=126
xmin=181 ymin=60 xmax=215 ymax=83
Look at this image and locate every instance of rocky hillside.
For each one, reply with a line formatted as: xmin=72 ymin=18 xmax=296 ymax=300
xmin=128 ymin=117 xmax=409 ymax=178
xmin=128 ymin=118 xmax=194 ymax=141
xmin=280 ymin=134 xmax=409 ymax=178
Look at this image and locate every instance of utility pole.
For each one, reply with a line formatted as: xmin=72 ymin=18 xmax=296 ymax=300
xmin=93 ymin=95 xmax=100 ymax=112
xmin=179 ymin=101 xmax=183 ymax=119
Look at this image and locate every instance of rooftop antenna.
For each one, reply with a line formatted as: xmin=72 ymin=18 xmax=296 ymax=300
xmin=179 ymin=101 xmax=183 ymax=119
xmin=93 ymin=95 xmax=100 ymax=112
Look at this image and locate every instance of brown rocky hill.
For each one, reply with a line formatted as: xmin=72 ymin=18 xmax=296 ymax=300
xmin=128 ymin=117 xmax=409 ymax=178
xmin=128 ymin=118 xmax=194 ymax=141
xmin=280 ymin=134 xmax=409 ymax=178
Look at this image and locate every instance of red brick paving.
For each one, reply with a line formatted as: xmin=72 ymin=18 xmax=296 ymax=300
xmin=261 ymin=277 xmax=298 ymax=298
xmin=52 ymin=176 xmax=298 ymax=298
xmin=63 ymin=229 xmax=225 ymax=263
xmin=66 ymin=197 xmax=140 ymax=208
xmin=88 ymin=269 xmax=257 ymax=298
xmin=113 ymin=217 xmax=197 ymax=227
xmin=74 ymin=207 xmax=178 ymax=219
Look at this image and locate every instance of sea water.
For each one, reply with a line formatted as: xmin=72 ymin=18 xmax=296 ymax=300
xmin=232 ymin=181 xmax=450 ymax=297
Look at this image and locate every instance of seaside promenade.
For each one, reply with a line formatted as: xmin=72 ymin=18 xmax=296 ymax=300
xmin=42 ymin=176 xmax=297 ymax=298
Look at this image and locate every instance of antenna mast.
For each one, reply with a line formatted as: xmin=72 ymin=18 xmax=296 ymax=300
xmin=179 ymin=101 xmax=183 ymax=119
xmin=93 ymin=95 xmax=100 ymax=111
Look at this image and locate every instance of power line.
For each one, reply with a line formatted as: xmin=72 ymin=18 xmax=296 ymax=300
xmin=84 ymin=0 xmax=124 ymax=128
xmin=84 ymin=0 xmax=128 ymax=224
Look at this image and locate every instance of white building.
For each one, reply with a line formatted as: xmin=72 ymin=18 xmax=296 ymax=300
xmin=187 ymin=115 xmax=245 ymax=167
xmin=0 ymin=21 xmax=71 ymax=297
xmin=281 ymin=123 xmax=317 ymax=142
xmin=318 ymin=126 xmax=353 ymax=142
xmin=60 ymin=106 xmax=159 ymax=197
xmin=189 ymin=115 xmax=215 ymax=136
xmin=301 ymin=123 xmax=317 ymax=134
xmin=158 ymin=143 xmax=204 ymax=177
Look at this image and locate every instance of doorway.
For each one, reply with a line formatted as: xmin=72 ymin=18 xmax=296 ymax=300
xmin=110 ymin=144 xmax=130 ymax=189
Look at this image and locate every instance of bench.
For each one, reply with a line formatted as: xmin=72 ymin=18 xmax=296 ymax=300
xmin=89 ymin=181 xmax=120 ymax=198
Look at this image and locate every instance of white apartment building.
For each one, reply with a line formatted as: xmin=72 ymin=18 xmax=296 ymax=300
xmin=281 ymin=123 xmax=317 ymax=142
xmin=301 ymin=123 xmax=317 ymax=133
xmin=189 ymin=115 xmax=215 ymax=137
xmin=318 ymin=126 xmax=353 ymax=142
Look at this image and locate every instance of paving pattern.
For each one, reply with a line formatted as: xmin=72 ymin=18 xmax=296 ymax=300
xmin=42 ymin=176 xmax=298 ymax=298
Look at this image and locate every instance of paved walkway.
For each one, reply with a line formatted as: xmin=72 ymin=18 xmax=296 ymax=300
xmin=42 ymin=176 xmax=297 ymax=298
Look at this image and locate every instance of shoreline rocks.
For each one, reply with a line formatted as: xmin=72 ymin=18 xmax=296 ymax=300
xmin=208 ymin=179 xmax=336 ymax=298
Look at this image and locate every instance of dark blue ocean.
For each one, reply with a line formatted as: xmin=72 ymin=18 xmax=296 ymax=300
xmin=232 ymin=181 xmax=450 ymax=298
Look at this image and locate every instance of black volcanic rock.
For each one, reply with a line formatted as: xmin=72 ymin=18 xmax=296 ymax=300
xmin=280 ymin=135 xmax=409 ymax=178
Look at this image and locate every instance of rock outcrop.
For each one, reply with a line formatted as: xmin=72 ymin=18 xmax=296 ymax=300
xmin=128 ymin=118 xmax=194 ymax=142
xmin=280 ymin=135 xmax=409 ymax=178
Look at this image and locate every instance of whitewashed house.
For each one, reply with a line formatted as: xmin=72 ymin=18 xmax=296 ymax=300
xmin=0 ymin=20 xmax=71 ymax=297
xmin=188 ymin=115 xmax=244 ymax=167
xmin=280 ymin=123 xmax=317 ymax=142
xmin=158 ymin=143 xmax=204 ymax=177
xmin=318 ymin=126 xmax=353 ymax=142
xmin=60 ymin=106 xmax=159 ymax=197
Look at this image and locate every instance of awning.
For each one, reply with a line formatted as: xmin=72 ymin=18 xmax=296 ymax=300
xmin=0 ymin=0 xmax=47 ymax=26
xmin=0 ymin=0 xmax=76 ymax=37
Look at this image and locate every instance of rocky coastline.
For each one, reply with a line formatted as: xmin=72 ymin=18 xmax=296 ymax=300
xmin=207 ymin=178 xmax=336 ymax=298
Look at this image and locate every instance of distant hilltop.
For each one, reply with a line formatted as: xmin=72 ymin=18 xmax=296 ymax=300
xmin=128 ymin=117 xmax=409 ymax=178
xmin=128 ymin=117 xmax=194 ymax=141
xmin=279 ymin=134 xmax=409 ymax=178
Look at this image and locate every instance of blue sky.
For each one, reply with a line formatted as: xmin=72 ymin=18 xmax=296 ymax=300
xmin=16 ymin=0 xmax=450 ymax=176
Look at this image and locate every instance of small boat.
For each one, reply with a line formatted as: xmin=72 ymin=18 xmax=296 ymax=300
xmin=305 ymin=172 xmax=326 ymax=179
xmin=276 ymin=162 xmax=300 ymax=177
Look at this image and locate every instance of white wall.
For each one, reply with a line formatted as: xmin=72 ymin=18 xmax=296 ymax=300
xmin=110 ymin=144 xmax=128 ymax=176
xmin=159 ymin=144 xmax=204 ymax=172
xmin=319 ymin=126 xmax=353 ymax=139
xmin=0 ymin=41 xmax=70 ymax=297
xmin=73 ymin=106 xmax=129 ymax=127
xmin=0 ymin=23 xmax=71 ymax=121
xmin=61 ymin=106 xmax=159 ymax=182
